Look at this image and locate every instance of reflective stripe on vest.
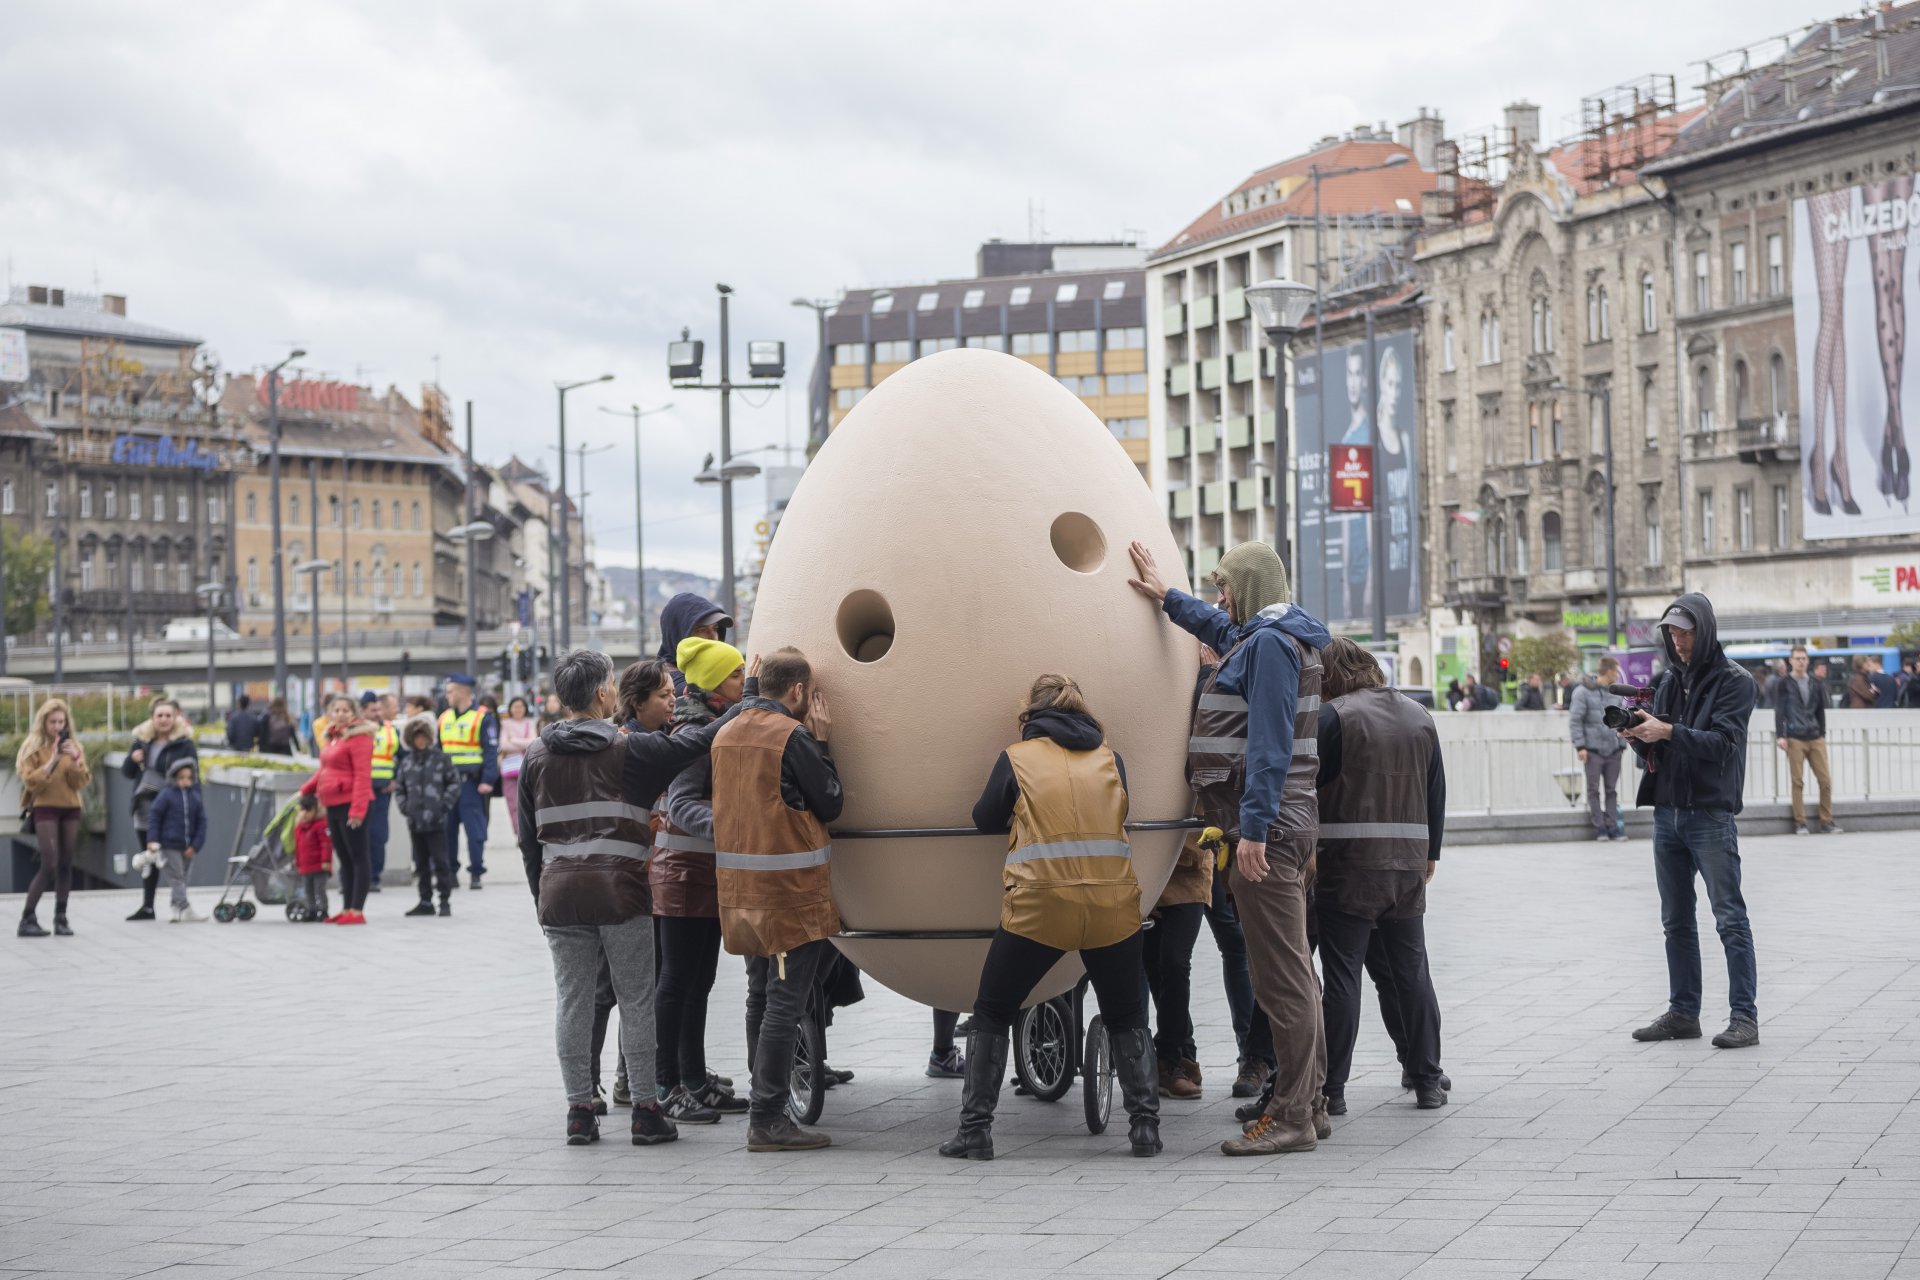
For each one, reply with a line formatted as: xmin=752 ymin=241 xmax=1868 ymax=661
xmin=369 ymin=724 xmax=398 ymax=780
xmin=543 ymin=836 xmax=652 ymax=862
xmin=439 ymin=708 xmax=483 ymax=767
xmin=1005 ymin=837 xmax=1132 ymax=866
xmin=1319 ymin=821 xmax=1429 ymax=841
xmin=536 ymin=800 xmax=653 ymax=825
xmin=715 ymin=846 xmax=830 ymax=872
xmin=655 ymin=830 xmax=717 ymax=854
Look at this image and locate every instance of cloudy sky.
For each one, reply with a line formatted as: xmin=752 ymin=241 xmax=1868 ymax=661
xmin=2 ymin=0 xmax=1822 ymax=577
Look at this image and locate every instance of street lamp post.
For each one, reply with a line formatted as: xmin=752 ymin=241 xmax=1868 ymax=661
xmin=563 ymin=441 xmax=615 ymax=639
xmin=1554 ymin=381 xmax=1619 ymax=648
xmin=447 ymin=522 xmax=495 ymax=679
xmin=266 ymin=347 xmax=308 ymax=697
xmin=293 ymin=558 xmax=330 ymax=714
xmin=194 ymin=582 xmax=223 ymax=718
xmin=1245 ymin=279 xmax=1318 ymax=583
xmin=340 ymin=438 xmax=397 ymax=686
xmin=599 ymin=403 xmax=673 ymax=652
xmin=669 ymin=284 xmax=785 ymax=621
xmin=790 ymin=297 xmax=835 ymax=453
xmin=1309 ymin=153 xmax=1407 ymax=619
xmin=554 ymin=373 xmax=614 ymax=652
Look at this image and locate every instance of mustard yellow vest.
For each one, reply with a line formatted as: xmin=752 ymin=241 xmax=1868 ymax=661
xmin=1001 ymin=737 xmax=1140 ymax=952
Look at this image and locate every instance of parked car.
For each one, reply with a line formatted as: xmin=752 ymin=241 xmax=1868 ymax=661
xmin=159 ymin=618 xmax=241 ymax=642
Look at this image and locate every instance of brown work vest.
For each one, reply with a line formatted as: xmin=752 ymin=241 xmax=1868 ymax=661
xmin=1002 ymin=738 xmax=1140 ymax=952
xmin=521 ymin=737 xmax=655 ymax=928
xmin=649 ymin=794 xmax=718 ymax=919
xmin=711 ymin=706 xmax=839 ymax=957
xmin=1317 ymin=686 xmax=1436 ymax=874
xmin=1186 ymin=614 xmax=1322 ymax=846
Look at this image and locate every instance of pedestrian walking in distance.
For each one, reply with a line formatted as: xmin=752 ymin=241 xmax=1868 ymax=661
xmin=1775 ymin=645 xmax=1840 ymax=835
xmin=1569 ymin=657 xmax=1629 ymax=842
xmin=15 ymin=698 xmax=92 ymax=938
xmin=1622 ymin=593 xmax=1761 ymax=1051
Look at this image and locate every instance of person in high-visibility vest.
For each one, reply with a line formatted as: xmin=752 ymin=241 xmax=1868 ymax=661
xmin=363 ymin=692 xmax=401 ymax=894
xmin=439 ymin=674 xmax=500 ymax=889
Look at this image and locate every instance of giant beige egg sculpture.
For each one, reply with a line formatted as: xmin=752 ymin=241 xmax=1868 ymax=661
xmin=746 ymin=347 xmax=1195 ymax=1013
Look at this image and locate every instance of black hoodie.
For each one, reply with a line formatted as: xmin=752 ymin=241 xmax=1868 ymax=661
xmin=971 ymin=710 xmax=1129 ymax=833
xmin=1630 ymin=592 xmax=1756 ymax=814
xmin=656 ymin=592 xmax=730 ymax=695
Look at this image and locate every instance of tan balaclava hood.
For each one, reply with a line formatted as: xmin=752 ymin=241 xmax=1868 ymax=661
xmin=1216 ymin=541 xmax=1292 ymax=625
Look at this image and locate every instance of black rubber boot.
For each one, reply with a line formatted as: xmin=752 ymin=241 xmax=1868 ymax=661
xmin=52 ymin=916 xmax=73 ymax=937
xmin=1110 ymin=1027 xmax=1162 ymax=1156
xmin=18 ymin=912 xmax=48 ymax=938
xmin=938 ymin=1029 xmax=1008 ymax=1161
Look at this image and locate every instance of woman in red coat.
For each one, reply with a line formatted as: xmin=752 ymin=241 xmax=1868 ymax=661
xmin=300 ymin=694 xmax=376 ymax=925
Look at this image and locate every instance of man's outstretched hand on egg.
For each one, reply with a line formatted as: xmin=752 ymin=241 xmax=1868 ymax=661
xmin=1127 ymin=541 xmax=1170 ymax=604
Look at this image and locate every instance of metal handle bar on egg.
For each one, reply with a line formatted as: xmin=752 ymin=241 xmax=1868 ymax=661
xmin=827 ymin=817 xmax=1206 ymax=840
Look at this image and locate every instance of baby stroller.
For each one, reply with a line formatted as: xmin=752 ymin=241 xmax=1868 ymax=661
xmin=210 ymin=778 xmax=300 ymax=923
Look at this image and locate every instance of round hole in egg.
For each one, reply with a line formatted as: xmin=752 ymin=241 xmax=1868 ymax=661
xmin=836 ymin=589 xmax=895 ymax=663
xmin=1049 ymin=511 xmax=1107 ymax=574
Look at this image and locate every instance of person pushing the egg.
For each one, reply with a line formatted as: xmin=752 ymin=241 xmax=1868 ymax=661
xmin=1129 ymin=538 xmax=1335 ymax=1158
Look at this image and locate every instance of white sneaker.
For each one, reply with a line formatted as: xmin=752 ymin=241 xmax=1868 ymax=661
xmin=171 ymin=906 xmax=206 ymax=923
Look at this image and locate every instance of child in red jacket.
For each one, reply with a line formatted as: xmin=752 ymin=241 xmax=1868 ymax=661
xmin=293 ymin=792 xmax=333 ymax=921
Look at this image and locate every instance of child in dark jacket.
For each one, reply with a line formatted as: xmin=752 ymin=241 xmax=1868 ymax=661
xmin=393 ymin=716 xmax=462 ymax=916
xmin=145 ymin=760 xmax=208 ymax=923
xmin=292 ymin=792 xmax=334 ymax=921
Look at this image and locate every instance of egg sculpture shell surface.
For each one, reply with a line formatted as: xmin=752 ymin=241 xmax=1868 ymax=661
xmin=746 ymin=347 xmax=1196 ymax=1013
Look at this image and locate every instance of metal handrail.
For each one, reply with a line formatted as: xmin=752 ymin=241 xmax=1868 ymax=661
xmin=829 ymin=817 xmax=1205 ymax=839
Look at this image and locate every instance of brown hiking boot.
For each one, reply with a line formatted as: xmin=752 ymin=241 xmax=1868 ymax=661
xmin=1311 ymin=1095 xmax=1332 ymax=1140
xmin=1158 ymin=1060 xmax=1201 ymax=1100
xmin=1221 ymin=1113 xmax=1317 ymax=1157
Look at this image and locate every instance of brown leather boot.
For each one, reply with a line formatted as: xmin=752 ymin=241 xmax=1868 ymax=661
xmin=1311 ymin=1094 xmax=1332 ymax=1140
xmin=1158 ymin=1060 xmax=1201 ymax=1100
xmin=1221 ymin=1112 xmax=1317 ymax=1157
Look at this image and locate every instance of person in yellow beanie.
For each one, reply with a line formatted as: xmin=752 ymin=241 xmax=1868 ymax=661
xmin=650 ymin=636 xmax=754 ymax=1124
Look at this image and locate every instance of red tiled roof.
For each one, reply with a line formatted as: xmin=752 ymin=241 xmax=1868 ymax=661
xmin=1153 ymin=139 xmax=1433 ymax=260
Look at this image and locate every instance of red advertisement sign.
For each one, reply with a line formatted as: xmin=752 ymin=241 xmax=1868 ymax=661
xmin=257 ymin=377 xmax=362 ymax=412
xmin=1329 ymin=444 xmax=1373 ymax=512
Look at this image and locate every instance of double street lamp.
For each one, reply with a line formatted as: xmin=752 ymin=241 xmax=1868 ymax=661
xmin=292 ymin=557 xmax=331 ymax=711
xmin=194 ymin=582 xmax=224 ymax=719
xmin=1245 ymin=279 xmax=1318 ymax=578
xmin=555 ymin=373 xmax=615 ymax=651
xmin=447 ymin=521 xmax=494 ymax=678
xmin=267 ymin=347 xmax=308 ymax=697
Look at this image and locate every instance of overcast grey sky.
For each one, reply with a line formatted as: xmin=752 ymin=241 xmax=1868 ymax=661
xmin=1 ymin=0 xmax=1824 ymax=577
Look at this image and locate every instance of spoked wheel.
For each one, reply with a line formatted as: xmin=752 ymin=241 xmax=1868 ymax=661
xmin=211 ymin=903 xmax=236 ymax=923
xmin=1082 ymin=1015 xmax=1113 ymax=1134
xmin=787 ymin=1013 xmax=828 ymax=1125
xmin=1014 ymin=996 xmax=1074 ymax=1102
xmin=286 ymin=902 xmax=308 ymax=922
xmin=236 ymin=900 xmax=257 ymax=921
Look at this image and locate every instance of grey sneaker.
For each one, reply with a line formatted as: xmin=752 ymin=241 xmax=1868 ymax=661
xmin=1818 ymin=821 xmax=1844 ymax=834
xmin=1711 ymin=1017 xmax=1760 ymax=1049
xmin=1631 ymin=1011 xmax=1703 ymax=1041
xmin=1794 ymin=823 xmax=1810 ymax=835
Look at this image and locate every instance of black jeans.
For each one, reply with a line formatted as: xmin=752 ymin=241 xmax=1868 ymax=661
xmin=744 ymin=938 xmax=833 ymax=1124
xmin=1142 ymin=902 xmax=1205 ymax=1065
xmin=24 ymin=807 xmax=81 ymax=919
xmin=1318 ymin=897 xmax=1442 ymax=1095
xmin=654 ymin=915 xmax=723 ymax=1091
xmin=327 ymin=804 xmax=371 ymax=911
xmin=932 ymin=1009 xmax=960 ymax=1054
xmin=1205 ymin=867 xmax=1275 ymax=1065
xmin=409 ymin=829 xmax=454 ymax=899
xmin=971 ymin=927 xmax=1147 ymax=1037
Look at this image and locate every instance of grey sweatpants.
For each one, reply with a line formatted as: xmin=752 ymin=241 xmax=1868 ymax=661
xmin=159 ymin=847 xmax=192 ymax=911
xmin=545 ymin=916 xmax=657 ymax=1107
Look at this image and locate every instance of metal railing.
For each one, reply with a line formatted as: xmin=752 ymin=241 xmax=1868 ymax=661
xmin=4 ymin=624 xmax=646 ymax=662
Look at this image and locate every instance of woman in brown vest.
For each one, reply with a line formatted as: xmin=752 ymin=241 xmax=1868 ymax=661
xmin=939 ymin=675 xmax=1161 ymax=1161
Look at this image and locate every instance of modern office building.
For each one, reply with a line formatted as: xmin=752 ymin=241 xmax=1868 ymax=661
xmin=1148 ymin=123 xmax=1438 ymax=582
xmin=823 ymin=240 xmax=1151 ymax=477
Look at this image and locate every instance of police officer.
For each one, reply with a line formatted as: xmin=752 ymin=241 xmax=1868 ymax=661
xmin=364 ymin=693 xmax=400 ymax=893
xmin=439 ymin=674 xmax=499 ymax=889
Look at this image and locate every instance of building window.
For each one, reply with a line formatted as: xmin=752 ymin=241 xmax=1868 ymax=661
xmin=832 ymin=344 xmax=861 ymax=364
xmin=1587 ymin=496 xmax=1605 ymax=566
xmin=1055 ymin=283 xmax=1078 ymax=303
xmin=1642 ymin=373 xmax=1659 ymax=446
xmin=1480 ymin=310 xmax=1503 ymax=363
xmin=371 ymin=500 xmax=382 ymax=530
xmin=176 ymin=492 xmax=188 ymax=523
xmin=1010 ymin=332 xmax=1049 ymax=356
xmin=178 ymin=560 xmax=191 ymax=592
xmin=44 ymin=482 xmax=57 ymax=516
xmin=1057 ymin=329 xmax=1097 ymax=353
xmin=1549 ymin=397 xmax=1563 ymax=456
xmin=1587 ymin=287 xmax=1598 ymax=340
xmin=962 ymin=289 xmax=985 ymax=308
xmin=1442 ymin=401 xmax=1457 ymax=474
xmin=1 ymin=479 xmax=11 ymax=514
xmin=1736 ymin=486 xmax=1754 ymax=550
xmin=79 ymin=548 xmax=94 ymax=590
xmin=1103 ymin=280 xmax=1126 ymax=300
xmin=1769 ymin=353 xmax=1787 ymax=419
xmin=964 ymin=334 xmax=1006 ymax=351
xmin=1773 ymin=483 xmax=1790 ymax=547
xmin=1009 ymin=286 xmax=1032 ymax=306
xmin=1693 ymin=250 xmax=1710 ymax=311
xmin=412 ymin=501 xmax=423 ymax=530
xmin=130 ymin=555 xmax=143 ymax=591
xmin=1441 ymin=319 xmax=1455 ymax=371
xmin=1641 ymin=273 xmax=1657 ymax=332
xmin=247 ymin=559 xmax=259 ymax=597
xmin=391 ymin=563 xmax=402 ymax=595
xmin=413 ymin=562 xmax=424 ymax=596
xmin=1542 ymin=512 xmax=1563 ymax=572
xmin=1645 ymin=500 xmax=1662 ymax=565
xmin=872 ymin=339 xmax=910 ymax=362
xmin=1528 ymin=402 xmax=1542 ymax=462
xmin=1731 ymin=242 xmax=1748 ymax=304
xmin=1589 ymin=392 xmax=1604 ymax=455
xmin=1105 ymin=372 xmax=1146 ymax=395
xmin=245 ymin=492 xmax=256 ymax=522
xmin=915 ymin=291 xmax=939 ymax=312
xmin=1697 ymin=488 xmax=1715 ymax=552
xmin=105 ymin=484 xmax=117 ymax=518
xmin=1768 ymin=233 xmax=1784 ymax=295
xmin=1481 ymin=399 xmax=1500 ymax=466
xmin=207 ymin=495 xmax=222 ymax=525
xmin=1515 ymin=512 xmax=1530 ymax=575
xmin=1486 ymin=516 xmax=1506 ymax=575
xmin=1530 ymin=296 xmax=1553 ymax=353
xmin=329 ymin=495 xmax=340 ymax=527
xmin=1734 ymin=360 xmax=1751 ymax=421
xmin=332 ymin=563 xmax=344 ymax=595
xmin=79 ymin=483 xmax=92 ymax=518
xmin=391 ymin=500 xmax=402 ymax=528
xmin=1695 ymin=364 xmax=1714 ymax=433
xmin=1597 ymin=286 xmax=1610 ymax=339
xmin=871 ymin=293 xmax=894 ymax=314
xmin=1104 ymin=326 xmax=1145 ymax=350
xmin=1104 ymin=418 xmax=1148 ymax=439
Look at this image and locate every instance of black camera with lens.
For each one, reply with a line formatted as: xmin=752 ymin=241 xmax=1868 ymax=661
xmin=1602 ymin=683 xmax=1658 ymax=732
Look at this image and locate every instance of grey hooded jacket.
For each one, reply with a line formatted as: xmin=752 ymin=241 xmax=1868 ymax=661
xmin=1567 ymin=676 xmax=1623 ymax=756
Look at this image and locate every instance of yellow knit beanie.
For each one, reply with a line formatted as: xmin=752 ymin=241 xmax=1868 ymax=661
xmin=676 ymin=637 xmax=745 ymax=693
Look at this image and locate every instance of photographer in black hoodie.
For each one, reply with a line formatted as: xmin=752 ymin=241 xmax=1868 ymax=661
xmin=1621 ymin=593 xmax=1759 ymax=1050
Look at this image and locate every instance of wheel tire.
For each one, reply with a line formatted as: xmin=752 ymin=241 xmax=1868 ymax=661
xmin=1082 ymin=1015 xmax=1113 ymax=1134
xmin=211 ymin=903 xmax=235 ymax=923
xmin=786 ymin=1013 xmax=828 ymax=1125
xmin=1013 ymin=997 xmax=1074 ymax=1103
xmin=286 ymin=903 xmax=306 ymax=922
xmin=236 ymin=900 xmax=257 ymax=921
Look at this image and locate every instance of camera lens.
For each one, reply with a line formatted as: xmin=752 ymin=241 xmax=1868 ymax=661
xmin=1602 ymin=706 xmax=1631 ymax=730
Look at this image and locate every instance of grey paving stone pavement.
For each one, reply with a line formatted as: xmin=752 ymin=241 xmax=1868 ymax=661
xmin=2 ymin=825 xmax=1916 ymax=1278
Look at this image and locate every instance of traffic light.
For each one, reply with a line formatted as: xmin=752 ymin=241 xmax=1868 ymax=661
xmin=514 ymin=648 xmax=533 ymax=682
xmin=1498 ymin=656 xmax=1510 ymax=677
xmin=495 ymin=650 xmax=513 ymax=686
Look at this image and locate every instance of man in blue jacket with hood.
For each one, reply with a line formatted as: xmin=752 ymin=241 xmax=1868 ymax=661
xmin=1622 ymin=592 xmax=1759 ymax=1050
xmin=657 ymin=593 xmax=733 ymax=697
xmin=1130 ymin=539 xmax=1333 ymax=1156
